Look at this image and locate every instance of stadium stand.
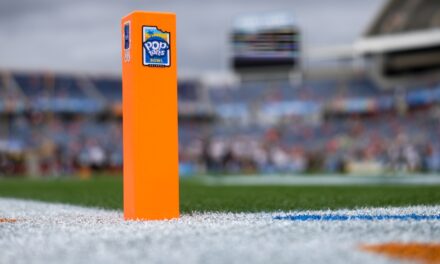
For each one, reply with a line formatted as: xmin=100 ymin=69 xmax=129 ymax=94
xmin=92 ymin=78 xmax=122 ymax=102
xmin=0 ymin=69 xmax=440 ymax=176
xmin=14 ymin=72 xmax=46 ymax=98
xmin=53 ymin=75 xmax=86 ymax=98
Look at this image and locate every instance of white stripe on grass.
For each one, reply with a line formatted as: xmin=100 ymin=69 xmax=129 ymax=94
xmin=0 ymin=198 xmax=439 ymax=264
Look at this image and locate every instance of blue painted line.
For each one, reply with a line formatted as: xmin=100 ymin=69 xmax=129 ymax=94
xmin=274 ymin=214 xmax=440 ymax=221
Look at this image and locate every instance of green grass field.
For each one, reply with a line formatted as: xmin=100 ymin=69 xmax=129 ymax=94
xmin=0 ymin=176 xmax=440 ymax=212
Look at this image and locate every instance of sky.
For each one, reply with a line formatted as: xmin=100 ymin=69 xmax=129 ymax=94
xmin=0 ymin=0 xmax=385 ymax=76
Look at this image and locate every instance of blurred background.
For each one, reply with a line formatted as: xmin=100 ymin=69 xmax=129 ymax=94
xmin=1 ymin=0 xmax=440 ymax=178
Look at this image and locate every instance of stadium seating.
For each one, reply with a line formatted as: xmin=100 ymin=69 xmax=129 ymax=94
xmin=14 ymin=73 xmax=46 ymax=98
xmin=53 ymin=76 xmax=86 ymax=98
xmin=1 ymin=70 xmax=440 ymax=175
xmin=92 ymin=78 xmax=122 ymax=102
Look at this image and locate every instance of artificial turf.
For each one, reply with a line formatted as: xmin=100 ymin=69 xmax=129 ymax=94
xmin=0 ymin=176 xmax=439 ymax=213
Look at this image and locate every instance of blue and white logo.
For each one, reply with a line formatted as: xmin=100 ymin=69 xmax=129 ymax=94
xmin=143 ymin=26 xmax=171 ymax=67
xmin=123 ymin=21 xmax=131 ymax=62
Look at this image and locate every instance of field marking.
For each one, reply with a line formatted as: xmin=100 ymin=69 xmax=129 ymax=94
xmin=361 ymin=243 xmax=440 ymax=264
xmin=0 ymin=218 xmax=17 ymax=223
xmin=203 ymin=175 xmax=440 ymax=186
xmin=1 ymin=198 xmax=439 ymax=264
xmin=274 ymin=214 xmax=440 ymax=221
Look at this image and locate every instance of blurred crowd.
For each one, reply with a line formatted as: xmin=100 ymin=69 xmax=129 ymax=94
xmin=1 ymin=72 xmax=440 ymax=177
xmin=1 ymin=106 xmax=440 ymax=176
xmin=0 ymin=114 xmax=122 ymax=177
xmin=179 ymin=108 xmax=440 ymax=175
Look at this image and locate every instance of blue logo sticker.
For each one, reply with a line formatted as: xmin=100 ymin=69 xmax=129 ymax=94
xmin=123 ymin=21 xmax=131 ymax=62
xmin=143 ymin=26 xmax=170 ymax=67
xmin=124 ymin=23 xmax=130 ymax=49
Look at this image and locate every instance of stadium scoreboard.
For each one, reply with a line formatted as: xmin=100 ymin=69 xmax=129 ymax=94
xmin=231 ymin=13 xmax=300 ymax=71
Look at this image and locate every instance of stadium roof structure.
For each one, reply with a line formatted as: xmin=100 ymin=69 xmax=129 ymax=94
xmin=365 ymin=0 xmax=440 ymax=37
xmin=357 ymin=0 xmax=440 ymax=54
xmin=355 ymin=29 xmax=440 ymax=54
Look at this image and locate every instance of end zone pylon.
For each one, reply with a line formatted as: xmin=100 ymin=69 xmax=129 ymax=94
xmin=121 ymin=11 xmax=179 ymax=220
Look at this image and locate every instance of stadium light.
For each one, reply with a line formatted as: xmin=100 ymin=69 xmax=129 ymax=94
xmin=121 ymin=11 xmax=179 ymax=220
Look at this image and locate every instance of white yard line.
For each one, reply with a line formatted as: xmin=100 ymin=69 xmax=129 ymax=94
xmin=0 ymin=198 xmax=439 ymax=264
xmin=202 ymin=174 xmax=440 ymax=186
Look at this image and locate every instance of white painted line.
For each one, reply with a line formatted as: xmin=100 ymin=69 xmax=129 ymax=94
xmin=0 ymin=198 xmax=439 ymax=264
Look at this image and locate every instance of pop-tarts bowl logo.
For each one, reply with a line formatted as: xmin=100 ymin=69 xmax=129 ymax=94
xmin=143 ymin=26 xmax=170 ymax=67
